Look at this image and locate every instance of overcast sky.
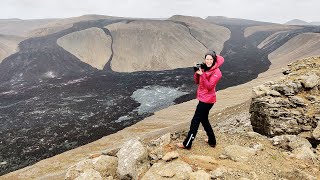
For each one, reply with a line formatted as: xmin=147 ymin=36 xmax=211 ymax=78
xmin=1 ymin=0 xmax=319 ymax=23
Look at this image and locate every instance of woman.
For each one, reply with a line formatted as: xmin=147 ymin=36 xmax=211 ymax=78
xmin=177 ymin=50 xmax=224 ymax=149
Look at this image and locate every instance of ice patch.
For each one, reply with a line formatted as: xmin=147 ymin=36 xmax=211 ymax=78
xmin=131 ymin=86 xmax=187 ymax=115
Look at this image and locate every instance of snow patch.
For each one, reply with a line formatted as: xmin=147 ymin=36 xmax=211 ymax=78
xmin=131 ymin=86 xmax=187 ymax=115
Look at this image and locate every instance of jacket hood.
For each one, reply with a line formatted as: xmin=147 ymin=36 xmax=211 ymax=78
xmin=208 ymin=55 xmax=224 ymax=72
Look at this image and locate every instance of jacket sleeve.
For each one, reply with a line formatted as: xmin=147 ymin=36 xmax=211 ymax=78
xmin=215 ymin=55 xmax=224 ymax=69
xmin=200 ymin=69 xmax=222 ymax=91
xmin=194 ymin=72 xmax=199 ymax=84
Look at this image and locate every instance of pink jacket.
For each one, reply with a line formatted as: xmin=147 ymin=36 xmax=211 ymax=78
xmin=194 ymin=55 xmax=224 ymax=103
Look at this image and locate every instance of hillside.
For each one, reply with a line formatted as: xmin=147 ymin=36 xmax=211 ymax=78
xmin=106 ymin=20 xmax=209 ymax=72
xmin=0 ymin=15 xmax=118 ymax=37
xmin=269 ymin=33 xmax=320 ymax=68
xmin=205 ymin=16 xmax=273 ymax=26
xmin=244 ymin=24 xmax=301 ymax=38
xmin=57 ymin=27 xmax=112 ymax=70
xmin=169 ymin=15 xmax=230 ymax=54
xmin=0 ymin=34 xmax=24 ymax=63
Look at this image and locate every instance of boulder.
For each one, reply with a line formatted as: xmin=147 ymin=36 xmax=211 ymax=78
xmin=221 ymin=145 xmax=257 ymax=162
xmin=65 ymin=159 xmax=95 ymax=180
xmin=141 ymin=160 xmax=192 ymax=180
xmin=75 ymin=169 xmax=103 ymax=180
xmin=148 ymin=133 xmax=172 ymax=163
xmin=190 ymin=170 xmax=211 ymax=180
xmin=162 ymin=151 xmax=179 ymax=162
xmin=270 ymin=135 xmax=312 ymax=151
xmin=92 ymin=155 xmax=118 ymax=178
xmin=117 ymin=139 xmax=150 ymax=180
xmin=300 ymin=73 xmax=319 ymax=89
xmin=65 ymin=155 xmax=118 ymax=179
xmin=312 ymin=122 xmax=320 ymax=140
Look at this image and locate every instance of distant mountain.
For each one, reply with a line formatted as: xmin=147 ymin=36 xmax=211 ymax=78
xmin=285 ymin=19 xmax=320 ymax=26
xmin=205 ymin=16 xmax=273 ymax=26
xmin=285 ymin=19 xmax=310 ymax=25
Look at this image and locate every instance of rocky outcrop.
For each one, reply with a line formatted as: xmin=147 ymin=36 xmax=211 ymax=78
xmin=250 ymin=56 xmax=320 ymax=139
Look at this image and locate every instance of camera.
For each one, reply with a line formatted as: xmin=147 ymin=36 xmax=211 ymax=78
xmin=193 ymin=63 xmax=205 ymax=72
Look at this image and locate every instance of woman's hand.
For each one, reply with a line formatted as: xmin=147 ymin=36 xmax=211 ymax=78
xmin=196 ymin=69 xmax=203 ymax=75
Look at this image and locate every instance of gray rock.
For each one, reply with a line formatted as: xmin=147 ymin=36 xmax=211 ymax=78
xmin=291 ymin=146 xmax=316 ymax=160
xmin=190 ymin=170 xmax=211 ymax=180
xmin=210 ymin=167 xmax=228 ymax=179
xmin=246 ymin=132 xmax=266 ymax=139
xmin=65 ymin=155 xmax=118 ymax=179
xmin=75 ymin=169 xmax=103 ymax=180
xmin=280 ymin=169 xmax=317 ymax=180
xmin=271 ymin=84 xmax=295 ymax=96
xmin=162 ymin=151 xmax=179 ymax=162
xmin=222 ymin=145 xmax=257 ymax=162
xmin=289 ymin=96 xmax=306 ymax=106
xmin=141 ymin=160 xmax=192 ymax=180
xmin=252 ymin=85 xmax=269 ymax=98
xmin=189 ymin=155 xmax=218 ymax=165
xmin=117 ymin=139 xmax=150 ymax=180
xmin=65 ymin=159 xmax=94 ymax=180
xmin=92 ymin=155 xmax=118 ymax=178
xmin=312 ymin=122 xmax=320 ymax=140
xmin=150 ymin=133 xmax=171 ymax=147
xmin=300 ymin=73 xmax=319 ymax=89
xmin=270 ymin=135 xmax=312 ymax=151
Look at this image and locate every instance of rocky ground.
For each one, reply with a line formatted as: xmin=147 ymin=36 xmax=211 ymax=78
xmin=64 ymin=100 xmax=320 ymax=180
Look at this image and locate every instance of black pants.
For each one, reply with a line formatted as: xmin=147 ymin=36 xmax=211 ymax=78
xmin=183 ymin=101 xmax=216 ymax=149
